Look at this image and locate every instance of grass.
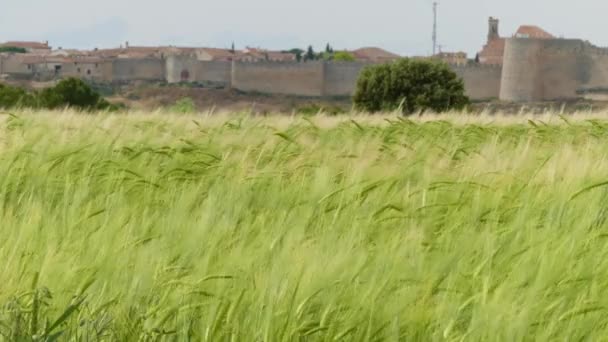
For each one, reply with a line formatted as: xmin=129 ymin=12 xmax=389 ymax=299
xmin=2 ymin=110 xmax=608 ymax=340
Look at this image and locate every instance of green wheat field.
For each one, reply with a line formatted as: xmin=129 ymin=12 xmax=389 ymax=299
xmin=2 ymin=111 xmax=608 ymax=340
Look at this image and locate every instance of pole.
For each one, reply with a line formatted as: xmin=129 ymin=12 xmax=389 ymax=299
xmin=432 ymin=2 xmax=437 ymax=56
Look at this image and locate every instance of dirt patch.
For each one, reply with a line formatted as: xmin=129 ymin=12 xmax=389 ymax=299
xmin=108 ymin=84 xmax=352 ymax=114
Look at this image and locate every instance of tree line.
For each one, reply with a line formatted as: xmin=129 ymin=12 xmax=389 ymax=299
xmin=0 ymin=78 xmax=120 ymax=111
xmin=283 ymin=44 xmax=355 ymax=62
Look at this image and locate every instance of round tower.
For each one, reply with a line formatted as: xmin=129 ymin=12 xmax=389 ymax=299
xmin=500 ymin=38 xmax=591 ymax=102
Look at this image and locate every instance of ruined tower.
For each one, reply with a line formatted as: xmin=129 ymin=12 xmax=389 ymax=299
xmin=488 ymin=17 xmax=500 ymax=42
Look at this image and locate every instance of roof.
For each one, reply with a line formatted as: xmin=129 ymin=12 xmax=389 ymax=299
xmin=1 ymin=41 xmax=50 ymax=49
xmin=515 ymin=25 xmax=554 ymax=39
xmin=8 ymin=54 xmax=105 ymax=64
xmin=238 ymin=48 xmax=296 ymax=62
xmin=351 ymin=47 xmax=400 ymax=61
xmin=198 ymin=47 xmax=236 ymax=59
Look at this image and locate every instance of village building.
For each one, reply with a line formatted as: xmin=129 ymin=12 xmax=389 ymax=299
xmin=237 ymin=48 xmax=297 ymax=62
xmin=434 ymin=51 xmax=468 ymax=66
xmin=195 ymin=48 xmax=237 ymax=61
xmin=478 ymin=17 xmax=554 ymax=65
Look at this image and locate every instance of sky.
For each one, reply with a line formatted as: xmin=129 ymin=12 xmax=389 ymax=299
xmin=0 ymin=0 xmax=606 ymax=57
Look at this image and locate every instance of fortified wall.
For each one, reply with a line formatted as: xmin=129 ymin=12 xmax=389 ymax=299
xmin=452 ymin=64 xmax=502 ymax=100
xmin=1 ymin=53 xmax=504 ymax=101
xmin=165 ymin=56 xmax=231 ymax=87
xmin=165 ymin=58 xmax=501 ymax=100
xmin=500 ymin=38 xmax=608 ymax=101
xmin=231 ymin=61 xmax=325 ymax=97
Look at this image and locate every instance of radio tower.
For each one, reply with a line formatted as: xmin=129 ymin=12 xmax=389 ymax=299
xmin=432 ymin=2 xmax=438 ymax=56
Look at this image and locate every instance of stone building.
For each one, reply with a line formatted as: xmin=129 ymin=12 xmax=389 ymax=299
xmin=434 ymin=51 xmax=468 ymax=66
xmin=478 ymin=17 xmax=554 ymax=65
xmin=237 ymin=48 xmax=296 ymax=62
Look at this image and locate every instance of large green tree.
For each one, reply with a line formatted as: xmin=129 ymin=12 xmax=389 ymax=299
xmin=354 ymin=58 xmax=469 ymax=114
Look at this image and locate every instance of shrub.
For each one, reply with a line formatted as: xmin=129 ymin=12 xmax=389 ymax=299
xmin=0 ymin=46 xmax=27 ymax=54
xmin=333 ymin=51 xmax=355 ymax=62
xmin=0 ymin=84 xmax=37 ymax=109
xmin=353 ymin=58 xmax=469 ymax=114
xmin=170 ymin=97 xmax=196 ymax=113
xmin=39 ymin=78 xmax=103 ymax=110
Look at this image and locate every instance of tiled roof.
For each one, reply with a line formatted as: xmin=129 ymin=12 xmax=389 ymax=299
xmin=515 ymin=26 xmax=554 ymax=39
xmin=351 ymin=47 xmax=400 ymax=61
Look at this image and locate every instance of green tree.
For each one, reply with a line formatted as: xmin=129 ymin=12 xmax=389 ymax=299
xmin=39 ymin=78 xmax=103 ymax=110
xmin=283 ymin=48 xmax=304 ymax=62
xmin=0 ymin=84 xmax=37 ymax=108
xmin=304 ymin=45 xmax=316 ymax=61
xmin=354 ymin=58 xmax=469 ymax=114
xmin=0 ymin=46 xmax=27 ymax=53
xmin=333 ymin=51 xmax=355 ymax=62
xmin=325 ymin=43 xmax=334 ymax=54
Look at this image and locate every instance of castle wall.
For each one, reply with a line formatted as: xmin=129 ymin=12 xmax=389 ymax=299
xmin=61 ymin=61 xmax=109 ymax=81
xmin=231 ymin=61 xmax=325 ymax=96
xmin=500 ymin=38 xmax=608 ymax=101
xmin=0 ymin=57 xmax=32 ymax=75
xmin=500 ymin=38 xmax=544 ymax=101
xmin=165 ymin=55 xmax=198 ymax=83
xmin=166 ymin=56 xmax=231 ymax=86
xmin=111 ymin=58 xmax=165 ymax=82
xmin=451 ymin=64 xmax=502 ymax=100
xmin=323 ymin=62 xmax=368 ymax=96
xmin=199 ymin=61 xmax=231 ymax=86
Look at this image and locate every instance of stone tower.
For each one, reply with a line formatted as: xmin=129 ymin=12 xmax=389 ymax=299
xmin=488 ymin=17 xmax=500 ymax=42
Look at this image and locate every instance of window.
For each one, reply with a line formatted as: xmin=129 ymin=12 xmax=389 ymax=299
xmin=77 ymin=68 xmax=81 ymax=73
xmin=87 ymin=69 xmax=91 ymax=75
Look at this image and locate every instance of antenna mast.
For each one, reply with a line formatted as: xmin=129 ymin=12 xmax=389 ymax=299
xmin=432 ymin=2 xmax=438 ymax=55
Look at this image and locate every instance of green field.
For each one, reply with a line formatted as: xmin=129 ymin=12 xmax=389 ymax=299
xmin=2 ymin=111 xmax=608 ymax=340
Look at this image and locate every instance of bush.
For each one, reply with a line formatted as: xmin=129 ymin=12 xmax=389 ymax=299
xmin=353 ymin=58 xmax=469 ymax=114
xmin=333 ymin=51 xmax=355 ymax=62
xmin=39 ymin=78 xmax=103 ymax=110
xmin=169 ymin=97 xmax=196 ymax=113
xmin=0 ymin=84 xmax=37 ymax=109
xmin=0 ymin=46 xmax=27 ymax=54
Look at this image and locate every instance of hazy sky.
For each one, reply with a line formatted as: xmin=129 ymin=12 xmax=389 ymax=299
xmin=0 ymin=0 xmax=605 ymax=56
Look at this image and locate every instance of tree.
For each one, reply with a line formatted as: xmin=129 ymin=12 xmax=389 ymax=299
xmin=0 ymin=84 xmax=36 ymax=108
xmin=0 ymin=46 xmax=27 ymax=54
xmin=283 ymin=48 xmax=304 ymax=62
xmin=353 ymin=58 xmax=469 ymax=114
xmin=333 ymin=51 xmax=355 ymax=62
xmin=325 ymin=43 xmax=334 ymax=54
xmin=304 ymin=45 xmax=316 ymax=61
xmin=39 ymin=78 xmax=103 ymax=110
